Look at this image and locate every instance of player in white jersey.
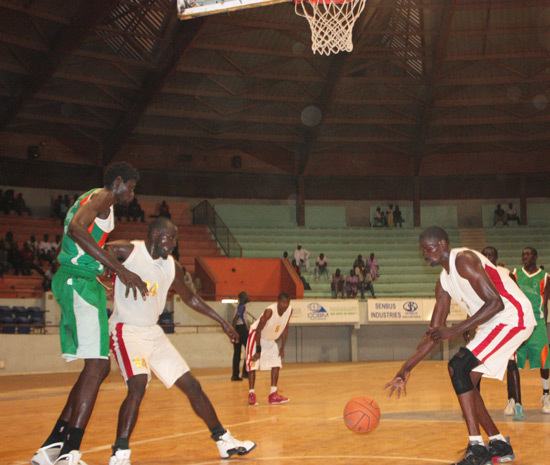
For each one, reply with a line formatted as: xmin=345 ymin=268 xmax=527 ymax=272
xmin=245 ymin=293 xmax=292 ymax=406
xmin=106 ymin=218 xmax=256 ymax=464
xmin=385 ymin=227 xmax=535 ymax=465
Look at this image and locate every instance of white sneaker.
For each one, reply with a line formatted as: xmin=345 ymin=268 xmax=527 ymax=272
xmin=108 ymin=449 xmax=131 ymax=465
xmin=53 ymin=451 xmax=87 ymax=465
xmin=503 ymin=398 xmax=515 ymax=416
xmin=215 ymin=430 xmax=256 ymax=459
xmin=31 ymin=442 xmax=63 ymax=465
xmin=542 ymin=393 xmax=550 ymax=414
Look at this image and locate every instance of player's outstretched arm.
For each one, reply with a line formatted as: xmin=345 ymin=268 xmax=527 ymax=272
xmin=278 ymin=311 xmax=292 ymax=358
xmin=68 ymin=195 xmax=148 ymax=300
xmin=172 ymin=261 xmax=238 ymax=343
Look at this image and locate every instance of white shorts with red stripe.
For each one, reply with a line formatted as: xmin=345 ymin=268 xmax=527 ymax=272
xmin=469 ymin=322 xmax=534 ymax=380
xmin=245 ymin=329 xmax=282 ymax=372
xmin=109 ymin=323 xmax=190 ymax=388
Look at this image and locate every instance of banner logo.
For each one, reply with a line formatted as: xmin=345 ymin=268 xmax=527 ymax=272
xmin=403 ymin=301 xmax=419 ymax=313
xmin=307 ymin=302 xmax=329 ymax=320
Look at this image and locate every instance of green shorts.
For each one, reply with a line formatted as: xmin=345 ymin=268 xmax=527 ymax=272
xmin=516 ymin=320 xmax=549 ymax=370
xmin=52 ymin=266 xmax=109 ymax=361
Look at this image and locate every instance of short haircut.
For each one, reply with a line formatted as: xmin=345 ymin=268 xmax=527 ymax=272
xmin=148 ymin=217 xmax=175 ymax=238
xmin=419 ymin=226 xmax=449 ymax=244
xmin=524 ymin=246 xmax=538 ymax=256
xmin=278 ymin=292 xmax=291 ymax=301
xmin=104 ymin=162 xmax=140 ymax=188
xmin=482 ymin=246 xmax=498 ymax=258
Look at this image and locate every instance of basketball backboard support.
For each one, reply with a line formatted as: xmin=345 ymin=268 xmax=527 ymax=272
xmin=177 ymin=0 xmax=291 ymax=20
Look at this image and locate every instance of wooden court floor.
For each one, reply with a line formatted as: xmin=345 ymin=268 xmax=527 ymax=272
xmin=1 ymin=361 xmax=550 ymax=465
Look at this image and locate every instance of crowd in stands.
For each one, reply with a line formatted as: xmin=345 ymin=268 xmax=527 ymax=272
xmin=51 ymin=194 xmax=78 ymax=221
xmin=0 ymin=189 xmax=32 ymax=216
xmin=373 ymin=204 xmax=403 ymax=227
xmin=494 ymin=202 xmax=521 ymax=226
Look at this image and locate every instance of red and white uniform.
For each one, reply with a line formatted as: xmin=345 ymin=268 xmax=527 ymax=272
xmin=440 ymin=248 xmax=535 ymax=380
xmin=109 ymin=241 xmax=189 ymax=387
xmin=246 ymin=303 xmax=292 ymax=372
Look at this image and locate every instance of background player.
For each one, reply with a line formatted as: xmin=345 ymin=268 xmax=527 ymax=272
xmin=507 ymin=246 xmax=550 ymax=418
xmin=31 ymin=162 xmax=148 ymax=465
xmin=107 ymin=217 xmax=256 ymax=464
xmin=246 ymin=293 xmax=292 ymax=406
xmin=231 ymin=291 xmax=251 ymax=381
xmin=385 ymin=226 xmax=535 ymax=465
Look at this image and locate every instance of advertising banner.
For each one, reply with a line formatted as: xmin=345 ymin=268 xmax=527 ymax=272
xmin=367 ymin=299 xmax=425 ymax=322
xmin=290 ymin=300 xmax=360 ymax=325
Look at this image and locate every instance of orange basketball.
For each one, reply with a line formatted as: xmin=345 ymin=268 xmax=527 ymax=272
xmin=343 ymin=396 xmax=381 ymax=433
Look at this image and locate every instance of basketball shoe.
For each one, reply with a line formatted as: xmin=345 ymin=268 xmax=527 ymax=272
xmin=30 ymin=442 xmax=63 ymax=465
xmin=503 ymin=398 xmax=515 ymax=416
xmin=541 ymin=393 xmax=550 ymax=413
xmin=53 ymin=451 xmax=87 ymax=465
xmin=452 ymin=442 xmax=491 ymax=465
xmin=487 ymin=437 xmax=515 ymax=463
xmin=248 ymin=392 xmax=258 ymax=406
xmin=268 ymin=391 xmax=290 ymax=404
xmin=215 ymin=430 xmax=256 ymax=459
xmin=109 ymin=449 xmax=131 ymax=465
xmin=513 ymin=403 xmax=525 ymax=421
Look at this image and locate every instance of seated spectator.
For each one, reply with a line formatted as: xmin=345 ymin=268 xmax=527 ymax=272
xmin=7 ymin=242 xmax=25 ymax=275
xmin=51 ymin=235 xmax=61 ymax=256
xmin=352 ymin=254 xmax=364 ymax=269
xmin=331 ymin=268 xmax=345 ymax=299
xmin=158 ymin=200 xmax=171 ymax=219
xmin=0 ymin=239 xmax=12 ymax=276
xmin=292 ymin=258 xmax=311 ymax=290
xmin=393 ymin=205 xmax=403 ymax=227
xmin=14 ymin=193 xmax=31 ymax=216
xmin=366 ymin=253 xmax=379 ymax=282
xmin=39 ymin=234 xmax=53 ymax=265
xmin=386 ymin=204 xmax=394 ymax=228
xmin=372 ymin=207 xmax=385 ymax=227
xmin=21 ymin=242 xmax=44 ymax=276
xmin=3 ymin=189 xmax=15 ymax=215
xmin=127 ymin=197 xmax=145 ymax=222
xmin=314 ymin=253 xmax=330 ymax=281
xmin=494 ymin=203 xmax=507 ymax=226
xmin=345 ymin=269 xmax=359 ymax=298
xmin=26 ymin=235 xmax=39 ymax=260
xmin=60 ymin=194 xmax=71 ymax=219
xmin=52 ymin=194 xmax=63 ymax=219
xmin=357 ymin=264 xmax=375 ymax=299
xmin=293 ymin=243 xmax=311 ymax=272
xmin=43 ymin=262 xmax=58 ymax=291
xmin=506 ymin=202 xmax=520 ymax=225
xmin=181 ymin=266 xmax=196 ymax=292
xmin=70 ymin=194 xmax=79 ymax=207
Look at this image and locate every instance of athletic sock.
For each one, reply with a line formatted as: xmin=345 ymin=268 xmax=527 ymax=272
xmin=41 ymin=419 xmax=68 ymax=447
xmin=468 ymin=435 xmax=484 ymax=445
xmin=542 ymin=378 xmax=549 ymax=392
xmin=112 ymin=437 xmax=130 ymax=455
xmin=489 ymin=434 xmax=506 ymax=442
xmin=209 ymin=424 xmax=226 ymax=441
xmin=270 ymin=386 xmax=277 ymax=394
xmin=59 ymin=427 xmax=84 ymax=456
xmin=249 ymin=389 xmax=255 ymax=394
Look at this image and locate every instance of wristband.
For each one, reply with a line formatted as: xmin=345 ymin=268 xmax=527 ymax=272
xmin=256 ymin=346 xmax=261 ymax=353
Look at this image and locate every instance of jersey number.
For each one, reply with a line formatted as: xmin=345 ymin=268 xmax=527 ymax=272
xmin=144 ymin=281 xmax=158 ymax=297
xmin=133 ymin=357 xmax=148 ymax=369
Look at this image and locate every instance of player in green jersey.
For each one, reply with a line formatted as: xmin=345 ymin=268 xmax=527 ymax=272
xmin=504 ymin=247 xmax=550 ymax=420
xmin=31 ymin=162 xmax=149 ymax=465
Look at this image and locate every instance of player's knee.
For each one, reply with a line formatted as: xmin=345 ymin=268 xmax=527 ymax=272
xmin=127 ymin=379 xmax=147 ymax=402
xmin=179 ymin=373 xmax=203 ymax=398
xmin=448 ymin=347 xmax=479 ymax=395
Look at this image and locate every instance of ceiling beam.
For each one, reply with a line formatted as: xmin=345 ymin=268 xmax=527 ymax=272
xmin=0 ymin=0 xmax=119 ymax=130
xmin=102 ymin=16 xmax=208 ymax=165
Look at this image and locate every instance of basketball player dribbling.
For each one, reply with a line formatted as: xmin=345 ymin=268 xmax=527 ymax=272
xmin=31 ymin=162 xmax=149 ymax=465
xmin=107 ymin=217 xmax=256 ymax=464
xmin=385 ymin=226 xmax=536 ymax=465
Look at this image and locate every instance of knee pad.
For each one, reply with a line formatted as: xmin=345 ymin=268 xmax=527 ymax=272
xmin=448 ymin=347 xmax=479 ymax=395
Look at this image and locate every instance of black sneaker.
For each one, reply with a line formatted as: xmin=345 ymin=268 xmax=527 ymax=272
xmin=453 ymin=442 xmax=491 ymax=465
xmin=487 ymin=437 xmax=515 ymax=463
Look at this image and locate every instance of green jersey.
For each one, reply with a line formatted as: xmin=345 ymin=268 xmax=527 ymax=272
xmin=57 ymin=188 xmax=115 ymax=274
xmin=514 ymin=267 xmax=548 ymax=321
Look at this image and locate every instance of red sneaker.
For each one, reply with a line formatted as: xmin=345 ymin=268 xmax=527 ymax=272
xmin=268 ymin=391 xmax=290 ymax=404
xmin=248 ymin=392 xmax=258 ymax=406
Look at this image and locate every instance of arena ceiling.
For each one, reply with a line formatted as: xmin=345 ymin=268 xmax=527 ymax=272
xmin=1 ymin=0 xmax=550 ymax=198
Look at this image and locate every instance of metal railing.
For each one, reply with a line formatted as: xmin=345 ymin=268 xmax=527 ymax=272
xmin=192 ymin=200 xmax=242 ymax=258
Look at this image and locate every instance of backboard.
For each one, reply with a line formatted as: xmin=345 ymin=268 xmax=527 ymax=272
xmin=177 ymin=0 xmax=291 ymax=20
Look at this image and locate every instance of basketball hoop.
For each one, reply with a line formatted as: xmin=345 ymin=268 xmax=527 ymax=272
xmin=295 ymin=0 xmax=367 ymax=55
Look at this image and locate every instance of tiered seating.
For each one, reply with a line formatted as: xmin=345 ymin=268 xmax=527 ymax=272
xmin=0 ymin=216 xmax=62 ymax=244
xmin=0 ymin=275 xmax=43 ymax=298
xmin=0 ymin=304 xmax=46 ymax=333
xmin=232 ymin=227 xmax=462 ymax=298
xmin=484 ymin=226 xmax=550 ymax=271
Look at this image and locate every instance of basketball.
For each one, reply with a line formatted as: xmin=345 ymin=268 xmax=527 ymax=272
xmin=343 ymin=396 xmax=381 ymax=433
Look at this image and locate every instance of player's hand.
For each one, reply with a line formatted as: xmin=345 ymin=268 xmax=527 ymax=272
xmin=427 ymin=326 xmax=453 ymax=343
xmin=251 ymin=353 xmax=260 ymax=362
xmin=116 ymin=267 xmax=148 ymax=300
xmin=223 ymin=322 xmax=239 ymax=343
xmin=463 ymin=330 xmax=472 ymax=343
xmin=384 ymin=371 xmax=409 ymax=399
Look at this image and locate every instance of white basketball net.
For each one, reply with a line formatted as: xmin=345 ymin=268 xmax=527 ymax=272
xmin=295 ymin=0 xmax=367 ymax=55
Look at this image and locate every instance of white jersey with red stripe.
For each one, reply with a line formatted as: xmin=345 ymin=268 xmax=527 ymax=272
xmin=440 ymin=248 xmax=535 ymax=330
xmin=110 ymin=240 xmax=175 ymax=327
xmin=250 ymin=303 xmax=292 ymax=341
